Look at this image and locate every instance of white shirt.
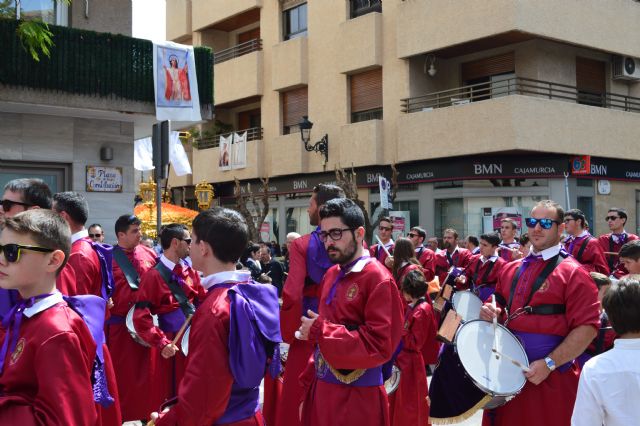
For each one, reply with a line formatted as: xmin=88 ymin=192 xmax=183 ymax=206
xmin=71 ymin=229 xmax=89 ymax=244
xmin=529 ymin=243 xmax=562 ymax=261
xmin=571 ymin=338 xmax=640 ymax=426
xmin=200 ymin=270 xmax=252 ymax=291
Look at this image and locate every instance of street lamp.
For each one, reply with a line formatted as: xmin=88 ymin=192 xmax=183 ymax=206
xmin=194 ymin=180 xmax=214 ymax=210
xmin=299 ymin=116 xmax=328 ymax=164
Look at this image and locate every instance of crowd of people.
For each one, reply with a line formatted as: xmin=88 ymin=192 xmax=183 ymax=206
xmin=0 ymin=178 xmax=638 ymax=426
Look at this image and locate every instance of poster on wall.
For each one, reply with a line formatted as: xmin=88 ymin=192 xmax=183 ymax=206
xmin=389 ymin=211 xmax=410 ymax=240
xmin=482 ymin=207 xmax=522 ymax=234
xmin=219 ymin=135 xmax=232 ymax=171
xmin=232 ymin=131 xmax=247 ymax=170
xmin=153 ymin=41 xmax=201 ymax=122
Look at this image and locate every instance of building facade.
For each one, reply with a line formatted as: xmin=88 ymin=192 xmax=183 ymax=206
xmin=166 ymin=0 xmax=640 ymax=243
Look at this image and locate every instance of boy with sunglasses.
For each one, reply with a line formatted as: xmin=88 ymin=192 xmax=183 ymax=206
xmin=480 ymin=200 xmax=600 ymax=426
xmin=597 ymin=208 xmax=639 ymax=278
xmin=277 ymin=184 xmax=345 ymax=426
xmin=0 ymin=210 xmax=100 ymax=424
xmin=370 ymin=217 xmax=395 ymax=271
xmin=132 ymin=223 xmax=203 ymax=406
xmin=297 ymin=198 xmax=404 ymax=426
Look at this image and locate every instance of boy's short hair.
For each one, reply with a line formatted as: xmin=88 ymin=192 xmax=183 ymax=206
xmin=3 ymin=178 xmax=52 ymax=209
xmin=480 ymin=232 xmax=500 ymax=247
xmin=519 ymin=233 xmax=530 ymax=246
xmin=401 ymin=269 xmax=428 ymax=300
xmin=313 ymin=184 xmax=345 ymax=207
xmin=565 ymin=209 xmax=587 ymax=229
xmin=619 ymin=240 xmax=640 ymax=261
xmin=500 ymin=218 xmax=517 ymax=230
xmin=602 ymin=276 xmax=640 ymax=335
xmin=53 ymin=192 xmax=89 ymax=225
xmin=319 ymin=198 xmax=365 ymax=229
xmin=411 ymin=226 xmax=427 ymax=240
xmin=115 ymin=214 xmax=141 ymax=236
xmin=1 ymin=210 xmax=71 ymax=275
xmin=589 ymin=272 xmax=611 ymax=289
xmin=467 ymin=235 xmax=479 ymax=247
xmin=192 ymin=207 xmax=249 ymax=264
xmin=608 ymin=207 xmax=628 ymax=225
xmin=532 ymin=200 xmax=564 ymax=222
xmin=159 ymin=223 xmax=188 ymax=250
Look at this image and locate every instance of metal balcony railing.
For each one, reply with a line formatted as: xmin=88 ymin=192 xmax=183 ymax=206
xmin=401 ymin=77 xmax=640 ymax=114
xmin=197 ymin=127 xmax=263 ymax=149
xmin=0 ymin=18 xmax=214 ymax=106
xmin=214 ymin=39 xmax=262 ymax=65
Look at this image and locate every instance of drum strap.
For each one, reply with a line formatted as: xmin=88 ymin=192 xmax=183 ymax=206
xmin=155 ymin=263 xmax=196 ymax=318
xmin=608 ymin=237 xmax=616 ymax=271
xmin=113 ymin=246 xmax=140 ymax=290
xmin=575 ymin=236 xmax=592 ymax=263
xmin=472 ymin=259 xmax=496 ymax=287
xmin=506 ymin=254 xmax=565 ymax=315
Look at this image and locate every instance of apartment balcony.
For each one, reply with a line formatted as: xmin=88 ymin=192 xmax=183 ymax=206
xmin=192 ymin=127 xmax=264 ymax=182
xmin=398 ymin=77 xmax=640 ymax=162
xmin=338 ymin=11 xmax=382 ymax=74
xmin=0 ymin=18 xmax=214 ymax=136
xmin=339 ymin=119 xmax=383 ymax=167
xmin=166 ymin=0 xmax=192 ymax=42
xmin=192 ymin=0 xmax=261 ymax=32
xmin=397 ymin=0 xmax=640 ymax=59
xmin=214 ymin=41 xmax=263 ymax=106
xmin=272 ymin=36 xmax=308 ymax=91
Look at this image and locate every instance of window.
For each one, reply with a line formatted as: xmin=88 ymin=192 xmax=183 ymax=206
xmin=238 ymin=109 xmax=261 ymax=130
xmin=283 ymin=3 xmax=307 ymax=41
xmin=461 ymin=52 xmax=515 ymax=102
xmin=576 ymin=57 xmax=606 ymax=107
xmin=350 ymin=0 xmax=382 ymax=19
xmin=282 ymin=87 xmax=308 ymax=135
xmin=16 ymin=0 xmax=68 ymax=26
xmin=350 ymin=68 xmax=383 ymax=123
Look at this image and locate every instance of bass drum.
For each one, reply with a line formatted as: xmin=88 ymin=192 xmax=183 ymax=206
xmin=384 ymin=365 xmax=401 ymax=395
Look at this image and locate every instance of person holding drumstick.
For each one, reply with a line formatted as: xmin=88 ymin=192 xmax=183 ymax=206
xmin=480 ymin=200 xmax=600 ymax=426
xmin=434 ymin=228 xmax=472 ymax=284
xmin=456 ymin=232 xmax=506 ymax=301
xmin=370 ymin=216 xmax=395 ymax=270
xmin=151 ymin=208 xmax=281 ymax=425
xmin=296 ymin=198 xmax=404 ymax=426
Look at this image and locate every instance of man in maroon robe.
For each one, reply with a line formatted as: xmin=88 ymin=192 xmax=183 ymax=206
xmin=562 ymin=208 xmax=608 ymax=274
xmin=598 ymin=207 xmax=639 ymax=278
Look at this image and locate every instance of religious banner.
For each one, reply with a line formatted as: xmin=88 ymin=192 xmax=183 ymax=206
xmin=390 ymin=211 xmax=410 ymax=240
xmin=232 ymin=131 xmax=247 ymax=170
xmin=219 ymin=135 xmax=232 ymax=171
xmin=153 ymin=41 xmax=201 ymax=122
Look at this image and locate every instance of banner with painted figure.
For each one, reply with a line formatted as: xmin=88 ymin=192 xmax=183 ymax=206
xmin=153 ymin=41 xmax=202 ymax=122
xmin=219 ymin=135 xmax=232 ymax=171
xmin=232 ymin=131 xmax=247 ymax=170
xmin=390 ymin=211 xmax=410 ymax=240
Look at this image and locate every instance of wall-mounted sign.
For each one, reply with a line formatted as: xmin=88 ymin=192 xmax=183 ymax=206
xmin=86 ymin=166 xmax=123 ymax=193
xmin=598 ymin=180 xmax=611 ymax=195
xmin=571 ymin=155 xmax=591 ymax=175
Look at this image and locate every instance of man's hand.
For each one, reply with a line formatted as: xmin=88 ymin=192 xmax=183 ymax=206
xmin=524 ymin=359 xmax=552 ymax=385
xmin=297 ymin=310 xmax=319 ymax=340
xmin=107 ymin=297 xmax=114 ymax=310
xmin=454 ymin=275 xmax=466 ymax=284
xmin=479 ymin=302 xmax=502 ymax=322
xmin=384 ymin=256 xmax=394 ymax=268
xmin=161 ymin=343 xmax=179 ymax=359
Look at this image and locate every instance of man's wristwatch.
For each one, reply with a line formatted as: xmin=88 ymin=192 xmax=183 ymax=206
xmin=544 ymin=356 xmax=556 ymax=372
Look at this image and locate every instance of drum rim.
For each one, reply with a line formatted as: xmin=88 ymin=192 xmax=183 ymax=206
xmin=181 ymin=325 xmax=190 ymax=356
xmin=384 ymin=365 xmax=401 ymax=394
xmin=125 ymin=305 xmax=152 ymax=348
xmin=454 ymin=319 xmax=529 ymax=397
xmin=451 ymin=291 xmax=483 ymax=321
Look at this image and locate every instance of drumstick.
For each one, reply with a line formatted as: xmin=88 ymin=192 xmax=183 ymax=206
xmin=171 ymin=314 xmax=193 ymax=347
xmin=375 ymin=235 xmax=392 ymax=257
xmin=491 ymin=348 xmax=531 ymax=373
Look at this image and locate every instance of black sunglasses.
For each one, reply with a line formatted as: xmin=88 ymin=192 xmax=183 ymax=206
xmin=525 ymin=217 xmax=560 ymax=230
xmin=178 ymin=238 xmax=192 ymax=245
xmin=408 ymin=232 xmax=418 ymax=238
xmin=88 ymin=233 xmax=103 ymax=238
xmin=605 ymin=216 xmax=620 ymax=221
xmin=1 ymin=199 xmax=32 ymax=211
xmin=0 ymin=243 xmax=54 ymax=263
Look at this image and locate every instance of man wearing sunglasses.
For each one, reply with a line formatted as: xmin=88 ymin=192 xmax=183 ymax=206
xmin=88 ymin=224 xmax=106 ymax=243
xmin=277 ymin=184 xmax=345 ymax=426
xmin=407 ymin=226 xmax=435 ymax=281
xmin=370 ymin=216 xmax=395 ymax=271
xmin=597 ymin=208 xmax=639 ymax=278
xmin=106 ymin=214 xmax=159 ymax=422
xmin=296 ymin=198 xmax=404 ymax=426
xmin=133 ymin=223 xmax=202 ymax=407
xmin=480 ymin=200 xmax=600 ymax=426
xmin=0 ymin=178 xmax=52 ymax=219
xmin=562 ymin=209 xmax=608 ymax=275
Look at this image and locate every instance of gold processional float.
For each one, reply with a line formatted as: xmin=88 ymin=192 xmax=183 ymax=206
xmin=135 ymin=178 xmax=214 ymax=239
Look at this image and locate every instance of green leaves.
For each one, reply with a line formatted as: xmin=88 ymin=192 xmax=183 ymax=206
xmin=17 ymin=19 xmax=53 ymax=61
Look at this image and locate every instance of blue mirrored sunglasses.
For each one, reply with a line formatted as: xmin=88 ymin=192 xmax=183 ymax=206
xmin=524 ymin=217 xmax=560 ymax=230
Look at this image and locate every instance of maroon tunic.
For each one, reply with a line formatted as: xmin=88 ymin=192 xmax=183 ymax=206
xmin=370 ymin=242 xmax=394 ymax=272
xmin=462 ymin=254 xmax=506 ymax=293
xmin=300 ymin=258 xmax=404 ymax=426
xmin=434 ymin=248 xmax=472 ymax=284
xmin=597 ymin=233 xmax=640 ymax=278
xmin=563 ymin=234 xmax=608 ymax=275
xmin=416 ymin=247 xmax=436 ymax=282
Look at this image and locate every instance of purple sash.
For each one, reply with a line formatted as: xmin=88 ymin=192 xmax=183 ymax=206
xmin=512 ymin=330 xmax=573 ymax=372
xmin=0 ymin=289 xmax=18 ymax=321
xmin=89 ymin=241 xmax=115 ymax=300
xmin=158 ymin=308 xmax=186 ymax=333
xmin=306 ymin=227 xmax=333 ymax=285
xmin=104 ymin=314 xmax=125 ymax=325
xmin=314 ymin=348 xmax=383 ymax=387
xmin=215 ymin=384 xmax=260 ymax=424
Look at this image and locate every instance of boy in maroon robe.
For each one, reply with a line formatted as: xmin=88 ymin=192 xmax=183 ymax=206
xmin=562 ymin=208 xmax=608 ymax=274
xmin=0 ymin=210 xmax=100 ymax=424
xmin=598 ymin=207 xmax=639 ymax=278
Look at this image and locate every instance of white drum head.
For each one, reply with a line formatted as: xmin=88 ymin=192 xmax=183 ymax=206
xmin=126 ymin=305 xmax=151 ymax=347
xmin=384 ymin=365 xmax=401 ymax=394
xmin=455 ymin=320 xmax=528 ymax=396
xmin=452 ymin=291 xmax=483 ymax=321
xmin=181 ymin=325 xmax=191 ymax=356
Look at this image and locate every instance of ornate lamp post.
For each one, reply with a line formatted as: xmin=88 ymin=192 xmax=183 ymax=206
xmin=299 ymin=115 xmax=328 ymax=164
xmin=194 ymin=180 xmax=214 ymax=210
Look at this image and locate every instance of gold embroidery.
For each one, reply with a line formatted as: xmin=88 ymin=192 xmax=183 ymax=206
xmin=10 ymin=338 xmax=25 ymax=365
xmin=346 ymin=284 xmax=359 ymax=301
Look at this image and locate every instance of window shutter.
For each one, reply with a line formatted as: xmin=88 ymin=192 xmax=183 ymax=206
xmin=461 ymin=52 xmax=515 ymax=82
xmin=281 ymin=0 xmax=306 ymax=11
xmin=282 ymin=87 xmax=308 ymax=128
xmin=576 ymin=57 xmax=606 ymax=93
xmin=350 ymin=68 xmax=383 ymax=113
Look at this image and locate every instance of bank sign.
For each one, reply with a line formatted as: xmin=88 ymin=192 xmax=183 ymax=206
xmin=570 ymin=156 xmax=640 ymax=181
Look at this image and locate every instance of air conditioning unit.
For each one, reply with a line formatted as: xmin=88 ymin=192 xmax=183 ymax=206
xmin=612 ymin=56 xmax=640 ymax=81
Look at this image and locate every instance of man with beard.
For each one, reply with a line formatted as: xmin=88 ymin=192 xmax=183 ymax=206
xmin=597 ymin=208 xmax=639 ymax=278
xmin=480 ymin=200 xmax=600 ymax=426
xmin=562 ymin=209 xmax=608 ymax=274
xmin=297 ymin=198 xmax=404 ymax=426
xmin=276 ymin=184 xmax=345 ymax=426
xmin=434 ymin=228 xmax=472 ymax=284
